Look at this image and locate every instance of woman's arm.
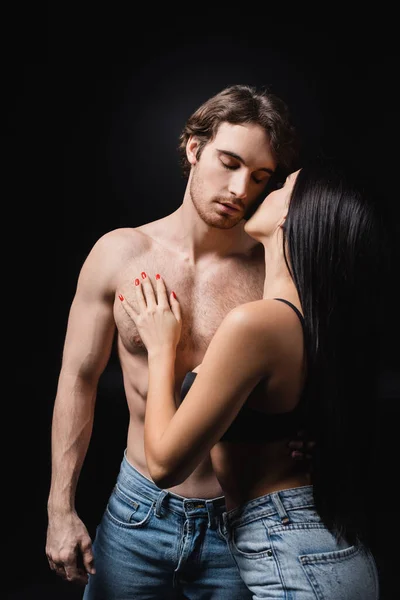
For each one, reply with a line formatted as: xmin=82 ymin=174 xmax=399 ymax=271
xmin=119 ymin=274 xmax=272 ymax=488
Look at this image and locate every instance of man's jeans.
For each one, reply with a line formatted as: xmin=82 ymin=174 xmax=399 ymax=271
xmin=83 ymin=452 xmax=251 ymax=599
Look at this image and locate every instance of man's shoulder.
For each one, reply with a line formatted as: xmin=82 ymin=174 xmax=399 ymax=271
xmin=136 ymin=214 xmax=174 ymax=238
xmin=92 ymin=226 xmax=154 ymax=256
xmin=79 ymin=227 xmax=155 ymax=278
xmin=79 ymin=226 xmax=160 ymax=288
xmin=97 ymin=212 xmax=174 ymax=247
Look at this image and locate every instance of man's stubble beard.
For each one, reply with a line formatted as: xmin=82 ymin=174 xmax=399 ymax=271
xmin=189 ymin=170 xmax=243 ymax=230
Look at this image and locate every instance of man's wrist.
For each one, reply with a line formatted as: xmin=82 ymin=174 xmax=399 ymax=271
xmin=47 ymin=502 xmax=76 ymax=516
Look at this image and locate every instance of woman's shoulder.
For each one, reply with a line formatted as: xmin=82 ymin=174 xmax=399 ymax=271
xmin=224 ymin=298 xmax=303 ymax=348
xmin=228 ymin=298 xmax=300 ymax=326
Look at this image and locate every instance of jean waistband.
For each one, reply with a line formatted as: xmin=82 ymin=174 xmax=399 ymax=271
xmin=224 ymin=485 xmax=315 ymax=529
xmin=118 ymin=450 xmax=226 ymax=520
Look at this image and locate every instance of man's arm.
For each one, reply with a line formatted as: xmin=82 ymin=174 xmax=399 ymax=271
xmin=46 ymin=232 xmax=118 ymax=584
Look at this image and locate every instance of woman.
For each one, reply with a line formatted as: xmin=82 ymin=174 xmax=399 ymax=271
xmin=119 ymin=157 xmax=382 ymax=598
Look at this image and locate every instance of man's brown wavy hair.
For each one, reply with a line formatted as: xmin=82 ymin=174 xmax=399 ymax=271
xmin=178 ymin=84 xmax=299 ymax=178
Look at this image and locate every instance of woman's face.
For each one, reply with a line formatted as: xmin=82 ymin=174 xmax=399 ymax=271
xmin=244 ymin=170 xmax=300 ymax=241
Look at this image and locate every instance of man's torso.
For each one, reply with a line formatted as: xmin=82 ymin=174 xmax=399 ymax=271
xmin=112 ymin=218 xmax=265 ymax=497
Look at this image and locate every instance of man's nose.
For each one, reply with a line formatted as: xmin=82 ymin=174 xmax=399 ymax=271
xmin=228 ymin=171 xmax=250 ymax=200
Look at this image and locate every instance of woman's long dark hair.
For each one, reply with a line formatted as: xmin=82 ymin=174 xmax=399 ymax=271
xmin=284 ymin=157 xmax=386 ymax=547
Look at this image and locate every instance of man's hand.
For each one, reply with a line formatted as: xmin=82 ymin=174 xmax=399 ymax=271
xmin=46 ymin=511 xmax=95 ymax=585
xmin=288 ymin=430 xmax=316 ymax=463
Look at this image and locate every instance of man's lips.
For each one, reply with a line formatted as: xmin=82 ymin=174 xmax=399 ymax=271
xmin=217 ymin=201 xmax=241 ymax=212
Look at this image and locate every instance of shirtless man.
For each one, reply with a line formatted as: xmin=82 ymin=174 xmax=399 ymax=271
xmin=46 ymin=84 xmax=299 ymax=599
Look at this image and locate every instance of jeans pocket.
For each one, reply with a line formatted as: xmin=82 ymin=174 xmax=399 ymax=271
xmin=230 ymin=519 xmax=273 ymax=558
xmin=300 ymin=545 xmax=379 ymax=600
xmin=106 ymin=484 xmax=155 ymax=529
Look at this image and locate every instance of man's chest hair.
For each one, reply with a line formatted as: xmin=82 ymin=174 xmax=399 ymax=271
xmin=115 ymin=253 xmax=264 ymax=353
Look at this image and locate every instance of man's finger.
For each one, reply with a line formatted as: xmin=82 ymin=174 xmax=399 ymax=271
xmin=49 ymin=558 xmax=69 ymax=579
xmin=81 ymin=545 xmax=96 ymax=575
xmin=291 ymin=450 xmax=305 ymax=460
xmin=49 ymin=559 xmax=63 ymax=573
xmin=64 ymin=564 xmax=88 ymax=584
xmin=62 ymin=553 xmax=85 ymax=583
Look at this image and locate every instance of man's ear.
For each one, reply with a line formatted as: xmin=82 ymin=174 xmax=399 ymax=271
xmin=186 ymin=136 xmax=199 ymax=166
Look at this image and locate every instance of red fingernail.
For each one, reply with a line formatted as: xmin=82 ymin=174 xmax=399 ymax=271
xmin=141 ymin=272 xmax=146 ymax=279
xmin=118 ymin=294 xmax=124 ymax=301
xmin=135 ymin=279 xmax=140 ymax=286
xmin=172 ymin=291 xmax=177 ymax=299
xmin=156 ymin=274 xmax=160 ymax=280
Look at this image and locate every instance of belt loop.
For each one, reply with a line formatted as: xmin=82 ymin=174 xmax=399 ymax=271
xmin=270 ymin=492 xmax=290 ymax=525
xmin=205 ymin=500 xmax=215 ymax=529
xmin=206 ymin=499 xmax=222 ymax=529
xmin=155 ymin=490 xmax=168 ymax=518
xmin=221 ymin=511 xmax=228 ymax=537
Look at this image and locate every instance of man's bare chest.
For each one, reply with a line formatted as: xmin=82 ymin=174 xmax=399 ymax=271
xmin=114 ymin=252 xmax=264 ymax=357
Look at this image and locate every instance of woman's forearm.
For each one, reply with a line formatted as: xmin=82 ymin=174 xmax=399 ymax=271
xmin=144 ymin=348 xmax=178 ymax=480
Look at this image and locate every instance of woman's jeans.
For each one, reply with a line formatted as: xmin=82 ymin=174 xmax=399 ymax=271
xmin=222 ymin=484 xmax=379 ymax=599
xmin=82 ymin=452 xmax=251 ymax=599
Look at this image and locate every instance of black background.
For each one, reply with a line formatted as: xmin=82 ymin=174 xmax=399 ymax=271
xmin=8 ymin=5 xmax=400 ymax=599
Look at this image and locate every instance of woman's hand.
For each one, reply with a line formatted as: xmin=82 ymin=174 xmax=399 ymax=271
xmin=118 ymin=273 xmax=182 ymax=356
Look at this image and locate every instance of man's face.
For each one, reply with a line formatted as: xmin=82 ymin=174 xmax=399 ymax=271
xmin=188 ymin=122 xmax=277 ymax=229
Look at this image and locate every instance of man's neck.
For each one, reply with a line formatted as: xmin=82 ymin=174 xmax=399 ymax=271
xmin=162 ymin=204 xmax=257 ymax=265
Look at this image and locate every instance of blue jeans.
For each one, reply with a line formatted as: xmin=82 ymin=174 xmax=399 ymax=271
xmin=83 ymin=452 xmax=251 ymax=599
xmin=222 ymin=485 xmax=379 ymax=599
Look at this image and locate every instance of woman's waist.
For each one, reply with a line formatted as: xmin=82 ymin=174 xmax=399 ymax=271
xmin=212 ymin=442 xmax=311 ymax=511
xmin=224 ymin=480 xmax=315 ymax=527
xmin=223 ymin=472 xmax=312 ymax=512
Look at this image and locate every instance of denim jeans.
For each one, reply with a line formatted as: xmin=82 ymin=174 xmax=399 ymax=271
xmin=83 ymin=452 xmax=251 ymax=599
xmin=222 ymin=485 xmax=379 ymax=599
